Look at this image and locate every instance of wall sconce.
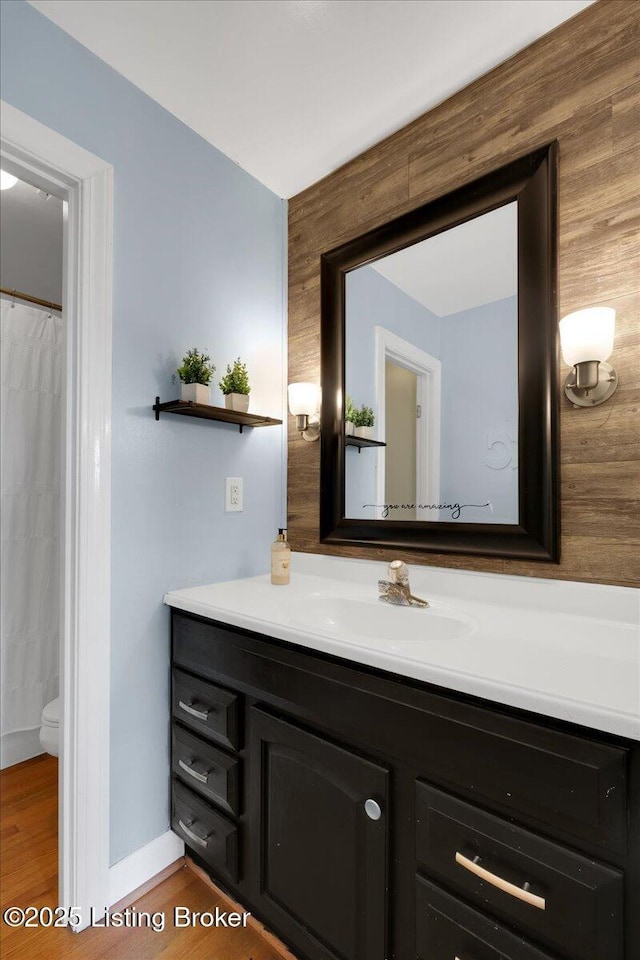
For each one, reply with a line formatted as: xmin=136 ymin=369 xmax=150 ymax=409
xmin=288 ymin=382 xmax=321 ymax=442
xmin=0 ymin=170 xmax=18 ymax=190
xmin=560 ymin=307 xmax=618 ymax=407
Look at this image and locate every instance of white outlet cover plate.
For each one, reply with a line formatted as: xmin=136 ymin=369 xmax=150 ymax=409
xmin=225 ymin=477 xmax=243 ymax=512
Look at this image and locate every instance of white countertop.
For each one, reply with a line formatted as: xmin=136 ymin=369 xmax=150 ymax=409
xmin=165 ymin=553 xmax=640 ymax=741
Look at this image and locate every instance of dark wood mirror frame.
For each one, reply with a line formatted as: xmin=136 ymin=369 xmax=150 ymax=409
xmin=320 ymin=143 xmax=559 ymax=562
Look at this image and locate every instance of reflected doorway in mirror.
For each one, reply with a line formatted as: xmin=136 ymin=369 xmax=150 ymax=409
xmin=373 ymin=328 xmax=441 ymax=522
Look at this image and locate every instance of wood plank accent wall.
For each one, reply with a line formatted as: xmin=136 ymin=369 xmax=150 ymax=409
xmin=287 ymin=0 xmax=640 ymax=588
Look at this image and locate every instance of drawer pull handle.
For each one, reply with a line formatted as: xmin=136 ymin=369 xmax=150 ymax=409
xmin=178 ymin=699 xmax=209 ymax=721
xmin=179 ymin=758 xmax=210 ymax=784
xmin=455 ymin=852 xmax=546 ymax=910
xmin=178 ymin=818 xmax=210 ymax=849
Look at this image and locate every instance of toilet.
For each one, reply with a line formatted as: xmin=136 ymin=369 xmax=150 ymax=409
xmin=39 ymin=697 xmax=60 ymax=757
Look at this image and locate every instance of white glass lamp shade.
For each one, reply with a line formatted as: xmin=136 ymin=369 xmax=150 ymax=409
xmin=0 ymin=170 xmax=18 ymax=190
xmin=560 ymin=307 xmax=615 ymax=367
xmin=287 ymin=382 xmax=320 ymax=416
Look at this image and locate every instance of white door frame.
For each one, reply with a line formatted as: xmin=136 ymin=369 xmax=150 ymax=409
xmin=1 ymin=102 xmax=113 ymax=929
xmin=375 ymin=326 xmax=441 ymax=521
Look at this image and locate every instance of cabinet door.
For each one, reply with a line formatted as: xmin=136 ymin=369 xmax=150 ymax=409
xmin=249 ymin=707 xmax=388 ymax=960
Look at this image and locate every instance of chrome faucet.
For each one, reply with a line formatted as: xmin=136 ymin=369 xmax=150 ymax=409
xmin=378 ymin=560 xmax=429 ymax=608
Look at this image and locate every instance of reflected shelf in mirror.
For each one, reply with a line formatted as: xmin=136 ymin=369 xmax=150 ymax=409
xmin=345 ymin=436 xmax=387 ymax=453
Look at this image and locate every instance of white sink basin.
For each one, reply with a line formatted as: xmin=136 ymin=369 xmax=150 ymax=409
xmin=288 ymin=595 xmax=474 ymax=643
xmin=165 ymin=556 xmax=640 ymax=739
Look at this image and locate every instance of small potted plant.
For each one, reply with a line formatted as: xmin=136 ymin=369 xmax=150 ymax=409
xmin=354 ymin=404 xmax=375 ymax=440
xmin=345 ymin=396 xmax=356 ymax=436
xmin=219 ymin=357 xmax=250 ymax=412
xmin=176 ymin=348 xmax=215 ymax=404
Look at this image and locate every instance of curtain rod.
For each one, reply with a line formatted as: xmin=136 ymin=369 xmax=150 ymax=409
xmin=0 ymin=286 xmax=63 ymax=313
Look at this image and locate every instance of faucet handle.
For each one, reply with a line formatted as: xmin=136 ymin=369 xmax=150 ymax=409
xmin=378 ymin=578 xmax=429 ymax=608
xmin=388 ymin=560 xmax=409 ymax=585
xmin=378 ymin=580 xmax=411 ymax=606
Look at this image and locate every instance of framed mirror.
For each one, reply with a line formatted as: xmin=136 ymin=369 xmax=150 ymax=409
xmin=320 ymin=144 xmax=558 ymax=561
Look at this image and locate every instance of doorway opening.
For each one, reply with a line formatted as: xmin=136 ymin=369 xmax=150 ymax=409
xmin=384 ymin=361 xmax=418 ymax=519
xmin=1 ymin=102 xmax=113 ymax=928
xmin=375 ymin=327 xmax=441 ymax=522
xmin=1 ymin=173 xmax=64 ymax=771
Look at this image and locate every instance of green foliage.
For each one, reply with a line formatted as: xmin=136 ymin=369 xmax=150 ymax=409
xmin=347 ymin=399 xmax=375 ymax=426
xmin=176 ymin=348 xmax=215 ymax=385
xmin=354 ymin=404 xmax=375 ymax=427
xmin=219 ymin=357 xmax=250 ymax=395
xmin=345 ymin=395 xmax=357 ymax=423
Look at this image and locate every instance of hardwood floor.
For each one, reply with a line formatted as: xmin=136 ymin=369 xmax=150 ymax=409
xmin=1 ymin=755 xmax=289 ymax=959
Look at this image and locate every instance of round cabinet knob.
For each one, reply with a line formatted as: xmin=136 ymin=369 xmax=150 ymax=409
xmin=364 ymin=798 xmax=382 ymax=821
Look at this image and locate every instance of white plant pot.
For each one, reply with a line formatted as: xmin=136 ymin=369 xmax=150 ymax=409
xmin=225 ymin=392 xmax=250 ymax=413
xmin=181 ymin=382 xmax=210 ymax=404
xmin=345 ymin=421 xmax=355 ymax=436
xmin=354 ymin=425 xmax=374 ymax=440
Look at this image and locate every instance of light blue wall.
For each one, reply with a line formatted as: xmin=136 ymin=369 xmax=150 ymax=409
xmin=345 ymin=265 xmax=440 ymax=518
xmin=1 ymin=1 xmax=286 ymax=865
xmin=439 ymin=296 xmax=518 ymax=523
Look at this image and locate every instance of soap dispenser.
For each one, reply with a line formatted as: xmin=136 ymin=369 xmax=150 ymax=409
xmin=271 ymin=528 xmax=291 ymax=585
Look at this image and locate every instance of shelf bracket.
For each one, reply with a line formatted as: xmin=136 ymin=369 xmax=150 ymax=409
xmin=155 ymin=396 xmax=160 ymax=421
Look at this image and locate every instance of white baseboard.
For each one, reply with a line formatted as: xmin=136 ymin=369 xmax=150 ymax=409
xmin=1 ymin=728 xmax=44 ymax=769
xmin=108 ymin=830 xmax=185 ymax=907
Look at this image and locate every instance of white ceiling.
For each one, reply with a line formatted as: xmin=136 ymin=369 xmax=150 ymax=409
xmin=372 ymin=202 xmax=517 ymax=317
xmin=0 ymin=177 xmax=64 ymax=304
xmin=29 ymin=0 xmax=594 ymax=198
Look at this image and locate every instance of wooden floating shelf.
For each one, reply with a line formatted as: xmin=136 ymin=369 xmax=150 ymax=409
xmin=153 ymin=398 xmax=282 ymax=434
xmin=345 ymin=436 xmax=387 ymax=452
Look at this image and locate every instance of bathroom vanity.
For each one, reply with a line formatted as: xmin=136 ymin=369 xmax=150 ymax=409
xmin=165 ymin=556 xmax=639 ymax=960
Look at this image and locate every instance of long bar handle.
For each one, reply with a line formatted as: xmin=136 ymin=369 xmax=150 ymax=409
xmin=179 ymin=758 xmax=209 ymax=784
xmin=178 ymin=818 xmax=210 ymax=848
xmin=178 ymin=699 xmax=209 ymax=721
xmin=455 ymin=852 xmax=546 ymax=910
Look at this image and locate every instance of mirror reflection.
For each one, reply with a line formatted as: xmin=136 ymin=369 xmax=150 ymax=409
xmin=345 ymin=202 xmax=519 ymax=524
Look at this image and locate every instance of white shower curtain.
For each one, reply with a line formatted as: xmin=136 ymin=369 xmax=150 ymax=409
xmin=1 ymin=298 xmax=63 ymax=767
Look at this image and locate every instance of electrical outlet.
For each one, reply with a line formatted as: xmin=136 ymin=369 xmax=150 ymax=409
xmin=225 ymin=477 xmax=243 ymax=512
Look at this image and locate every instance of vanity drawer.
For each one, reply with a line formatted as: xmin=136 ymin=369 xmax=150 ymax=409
xmin=409 ymin=706 xmax=629 ymax=856
xmin=172 ymin=724 xmax=241 ymax=816
xmin=416 ymin=875 xmax=560 ymax=960
xmin=415 ymin=782 xmax=623 ymax=960
xmin=172 ymin=668 xmax=240 ymax=751
xmin=172 ymin=778 xmax=239 ymax=881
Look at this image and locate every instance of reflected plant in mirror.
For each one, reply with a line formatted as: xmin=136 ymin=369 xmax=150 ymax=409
xmin=352 ymin=403 xmax=375 ymax=440
xmin=321 ymin=144 xmax=558 ymax=561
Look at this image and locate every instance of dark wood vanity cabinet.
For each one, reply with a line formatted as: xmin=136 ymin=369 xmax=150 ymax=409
xmin=249 ymin=708 xmax=388 ymax=960
xmin=170 ymin=609 xmax=639 ymax=960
